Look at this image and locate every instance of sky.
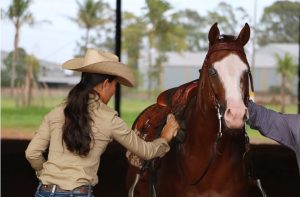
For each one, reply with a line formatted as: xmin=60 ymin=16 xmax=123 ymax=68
xmin=1 ymin=0 xmax=285 ymax=65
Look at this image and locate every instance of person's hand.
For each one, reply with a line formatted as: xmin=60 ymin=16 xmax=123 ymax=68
xmin=161 ymin=114 xmax=180 ymax=143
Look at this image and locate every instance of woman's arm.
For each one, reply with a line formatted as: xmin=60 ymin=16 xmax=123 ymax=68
xmin=25 ymin=115 xmax=51 ymax=172
xmin=110 ymin=114 xmax=178 ymax=160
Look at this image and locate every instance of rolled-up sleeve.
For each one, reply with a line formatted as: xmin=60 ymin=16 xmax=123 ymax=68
xmin=110 ymin=114 xmax=170 ymax=160
xmin=25 ymin=115 xmax=51 ymax=171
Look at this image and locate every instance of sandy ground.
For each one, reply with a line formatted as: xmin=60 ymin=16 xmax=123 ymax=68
xmin=1 ymin=128 xmax=35 ymax=140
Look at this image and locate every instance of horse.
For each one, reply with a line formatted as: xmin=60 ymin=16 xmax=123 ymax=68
xmin=126 ymin=23 xmax=262 ymax=197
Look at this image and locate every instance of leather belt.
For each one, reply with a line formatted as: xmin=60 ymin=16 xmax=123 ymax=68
xmin=40 ymin=184 xmax=92 ymax=194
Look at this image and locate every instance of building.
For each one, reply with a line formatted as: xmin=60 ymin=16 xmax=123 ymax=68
xmin=138 ymin=43 xmax=298 ymax=95
xmin=38 ymin=59 xmax=80 ymax=87
xmin=253 ymin=43 xmax=298 ymax=94
xmin=1 ymin=50 xmax=80 ymax=87
xmin=2 ymin=43 xmax=298 ymax=93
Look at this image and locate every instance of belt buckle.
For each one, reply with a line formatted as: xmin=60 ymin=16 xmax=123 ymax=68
xmin=41 ymin=184 xmax=56 ymax=193
xmin=51 ymin=185 xmax=57 ymax=193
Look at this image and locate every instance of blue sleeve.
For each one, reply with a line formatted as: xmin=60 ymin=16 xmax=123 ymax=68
xmin=247 ymin=100 xmax=300 ymax=152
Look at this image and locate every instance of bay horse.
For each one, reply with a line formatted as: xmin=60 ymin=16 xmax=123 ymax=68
xmin=126 ymin=23 xmax=262 ymax=197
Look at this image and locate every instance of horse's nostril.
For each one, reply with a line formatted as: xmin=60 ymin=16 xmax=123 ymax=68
xmin=226 ymin=108 xmax=231 ymax=115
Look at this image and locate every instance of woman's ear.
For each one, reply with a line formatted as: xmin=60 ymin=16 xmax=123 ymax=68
xmin=102 ymin=79 xmax=110 ymax=90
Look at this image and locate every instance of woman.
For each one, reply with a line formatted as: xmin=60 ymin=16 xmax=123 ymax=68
xmin=25 ymin=49 xmax=179 ymax=197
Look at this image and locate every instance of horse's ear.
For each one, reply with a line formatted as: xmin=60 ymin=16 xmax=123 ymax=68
xmin=237 ymin=23 xmax=250 ymax=46
xmin=208 ymin=23 xmax=220 ymax=45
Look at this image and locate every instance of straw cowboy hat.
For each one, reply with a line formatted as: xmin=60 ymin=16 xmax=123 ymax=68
xmin=62 ymin=48 xmax=135 ymax=87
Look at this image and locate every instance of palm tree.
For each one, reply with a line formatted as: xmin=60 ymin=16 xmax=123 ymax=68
xmin=72 ymin=0 xmax=111 ymax=55
xmin=144 ymin=0 xmax=186 ymax=97
xmin=206 ymin=2 xmax=250 ymax=35
xmin=275 ymin=52 xmax=297 ymax=113
xmin=24 ymin=54 xmax=40 ymax=107
xmin=4 ymin=0 xmax=34 ymax=95
xmin=122 ymin=11 xmax=146 ymax=88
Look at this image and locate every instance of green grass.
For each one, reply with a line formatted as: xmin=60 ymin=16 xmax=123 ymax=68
xmin=2 ymin=107 xmax=52 ymax=129
xmin=263 ymin=104 xmax=297 ymax=114
xmin=1 ymin=95 xmax=298 ymax=139
xmin=1 ymin=96 xmax=155 ymax=131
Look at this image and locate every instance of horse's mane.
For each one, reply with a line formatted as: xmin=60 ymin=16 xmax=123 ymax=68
xmin=218 ymin=34 xmax=237 ymax=42
xmin=208 ymin=34 xmax=238 ymax=49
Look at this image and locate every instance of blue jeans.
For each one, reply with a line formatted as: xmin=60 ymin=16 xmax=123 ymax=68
xmin=35 ymin=182 xmax=94 ymax=197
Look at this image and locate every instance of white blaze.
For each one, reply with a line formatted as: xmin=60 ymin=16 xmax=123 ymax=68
xmin=214 ymin=53 xmax=248 ymax=129
xmin=213 ymin=54 xmax=248 ymax=102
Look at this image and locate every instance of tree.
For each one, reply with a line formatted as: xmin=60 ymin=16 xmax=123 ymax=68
xmin=3 ymin=0 xmax=34 ymax=95
xmin=122 ymin=11 xmax=146 ymax=88
xmin=171 ymin=9 xmax=206 ymax=51
xmin=144 ymin=0 xmax=186 ymax=96
xmin=275 ymin=53 xmax=297 ymax=113
xmin=2 ymin=48 xmax=28 ymax=87
xmin=2 ymin=49 xmax=40 ymax=106
xmin=206 ymin=2 xmax=249 ymax=35
xmin=257 ymin=1 xmax=300 ymax=46
xmin=24 ymin=54 xmax=40 ymax=106
xmin=72 ymin=0 xmax=113 ymax=56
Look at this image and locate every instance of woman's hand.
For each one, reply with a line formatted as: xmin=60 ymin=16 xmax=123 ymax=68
xmin=161 ymin=114 xmax=180 ymax=143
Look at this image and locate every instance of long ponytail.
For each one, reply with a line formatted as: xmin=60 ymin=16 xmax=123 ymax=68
xmin=63 ymin=72 xmax=115 ymax=156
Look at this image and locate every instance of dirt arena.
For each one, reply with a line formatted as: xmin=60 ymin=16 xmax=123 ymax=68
xmin=2 ymin=132 xmax=300 ymax=196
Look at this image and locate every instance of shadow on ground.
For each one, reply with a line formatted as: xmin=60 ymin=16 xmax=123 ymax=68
xmin=1 ymin=139 xmax=300 ymax=197
xmin=1 ymin=139 xmax=128 ymax=197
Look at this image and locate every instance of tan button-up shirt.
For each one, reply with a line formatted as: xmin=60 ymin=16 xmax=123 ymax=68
xmin=25 ymin=96 xmax=170 ymax=190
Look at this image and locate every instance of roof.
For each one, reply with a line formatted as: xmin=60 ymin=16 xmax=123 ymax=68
xmin=1 ymin=50 xmax=80 ymax=85
xmin=255 ymin=43 xmax=298 ymax=68
xmin=164 ymin=52 xmax=206 ymax=67
xmin=160 ymin=43 xmax=298 ymax=69
xmin=39 ymin=75 xmax=80 ymax=85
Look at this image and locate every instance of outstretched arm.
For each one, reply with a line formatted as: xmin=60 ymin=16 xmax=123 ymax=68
xmin=111 ymin=113 xmax=178 ymax=160
xmin=247 ymin=100 xmax=300 ymax=152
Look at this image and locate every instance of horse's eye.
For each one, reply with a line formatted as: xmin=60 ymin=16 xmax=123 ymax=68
xmin=208 ymin=67 xmax=217 ymax=76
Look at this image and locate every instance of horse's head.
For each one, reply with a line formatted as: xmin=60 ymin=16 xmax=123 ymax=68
xmin=201 ymin=23 xmax=253 ymax=130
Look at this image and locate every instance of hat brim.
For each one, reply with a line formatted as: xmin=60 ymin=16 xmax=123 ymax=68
xmin=62 ymin=58 xmax=135 ymax=87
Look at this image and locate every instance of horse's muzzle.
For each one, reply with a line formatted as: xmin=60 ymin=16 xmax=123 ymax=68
xmin=224 ymin=100 xmax=248 ymax=129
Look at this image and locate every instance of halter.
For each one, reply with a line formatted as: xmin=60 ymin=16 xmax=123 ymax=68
xmin=206 ymin=40 xmax=254 ymax=92
xmin=205 ymin=40 xmax=253 ymax=144
xmin=180 ymin=41 xmax=253 ymax=186
xmin=195 ymin=42 xmax=267 ymax=196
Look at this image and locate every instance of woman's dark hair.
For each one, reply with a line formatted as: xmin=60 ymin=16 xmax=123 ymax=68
xmin=63 ymin=72 xmax=115 ymax=156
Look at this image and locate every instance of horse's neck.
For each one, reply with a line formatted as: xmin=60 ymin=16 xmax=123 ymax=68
xmin=176 ymin=76 xmax=247 ymax=186
xmin=183 ymin=88 xmax=219 ymax=152
xmin=184 ymin=95 xmax=246 ymax=169
xmin=185 ymin=81 xmax=245 ymax=156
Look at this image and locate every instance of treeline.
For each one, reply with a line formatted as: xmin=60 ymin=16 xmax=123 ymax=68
xmin=1 ymin=0 xmax=299 ymax=106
